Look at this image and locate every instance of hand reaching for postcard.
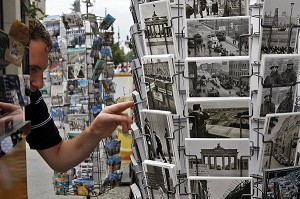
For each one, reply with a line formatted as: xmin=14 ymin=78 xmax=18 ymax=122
xmin=88 ymin=101 xmax=134 ymax=140
xmin=0 ymin=102 xmax=24 ymax=124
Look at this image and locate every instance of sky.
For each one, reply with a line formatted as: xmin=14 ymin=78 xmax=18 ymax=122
xmin=264 ymin=0 xmax=300 ymax=17
xmin=45 ymin=0 xmax=133 ymax=42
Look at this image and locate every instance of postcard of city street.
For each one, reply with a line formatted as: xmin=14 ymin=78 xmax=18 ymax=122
xmin=185 ymin=0 xmax=248 ymax=19
xmin=186 ymin=98 xmax=250 ymax=138
xmin=142 ymin=55 xmax=181 ymax=115
xmin=139 ymin=109 xmax=180 ymax=168
xmin=143 ymin=161 xmax=179 ymax=199
xmin=186 ymin=57 xmax=250 ymax=98
xmin=259 ymin=86 xmax=296 ymax=117
xmin=258 ymin=112 xmax=300 ymax=172
xmin=188 ymin=177 xmax=252 ymax=199
xmin=186 ymin=16 xmax=250 ymax=57
xmin=185 ymin=138 xmax=250 ymax=177
xmin=260 ymin=0 xmax=300 ymax=54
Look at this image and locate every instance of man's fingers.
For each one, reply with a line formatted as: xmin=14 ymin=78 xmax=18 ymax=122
xmin=0 ymin=102 xmax=20 ymax=112
xmin=104 ymin=101 xmax=134 ymax=114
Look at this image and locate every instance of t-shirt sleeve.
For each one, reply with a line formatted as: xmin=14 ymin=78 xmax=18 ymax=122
xmin=25 ymin=90 xmax=62 ymax=150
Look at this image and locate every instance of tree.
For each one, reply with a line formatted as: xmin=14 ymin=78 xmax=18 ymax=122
xmin=125 ymin=50 xmax=135 ymax=63
xmin=111 ymin=42 xmax=125 ymax=66
xmin=28 ymin=2 xmax=47 ymax=20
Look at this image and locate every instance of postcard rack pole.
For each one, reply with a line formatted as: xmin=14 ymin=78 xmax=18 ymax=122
xmin=239 ymin=155 xmax=251 ymax=177
xmin=252 ymin=125 xmax=274 ymax=169
xmin=183 ymin=148 xmax=199 ymax=176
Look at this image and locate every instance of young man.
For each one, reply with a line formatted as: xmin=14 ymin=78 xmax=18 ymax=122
xmin=0 ymin=19 xmax=133 ymax=172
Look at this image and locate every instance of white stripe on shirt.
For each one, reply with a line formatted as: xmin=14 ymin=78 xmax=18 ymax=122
xmin=35 ymin=96 xmax=43 ymax=104
xmin=31 ymin=115 xmax=52 ymax=129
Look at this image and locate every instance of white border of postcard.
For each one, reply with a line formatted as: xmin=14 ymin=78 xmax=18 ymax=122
xmin=185 ymin=138 xmax=250 ymax=177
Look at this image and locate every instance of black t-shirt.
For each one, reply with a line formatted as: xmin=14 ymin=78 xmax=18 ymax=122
xmin=25 ymin=90 xmax=62 ymax=150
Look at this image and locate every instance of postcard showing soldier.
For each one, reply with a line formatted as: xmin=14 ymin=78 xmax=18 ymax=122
xmin=186 ymin=16 xmax=250 ymax=57
xmin=185 ymin=138 xmax=250 ymax=177
xmin=185 ymin=0 xmax=248 ymax=19
xmin=186 ymin=98 xmax=250 ymax=138
xmin=258 ymin=112 xmax=300 ymax=173
xmin=185 ymin=57 xmax=250 ymax=98
xmin=260 ymin=54 xmax=300 ymax=88
xmin=259 ymin=86 xmax=297 ymax=117
xmin=140 ymin=109 xmax=181 ymax=169
xmin=143 ymin=160 xmax=179 ymax=199
xmin=139 ymin=0 xmax=179 ymax=59
xmin=141 ymin=54 xmax=182 ymax=115
xmin=260 ymin=0 xmax=300 ymax=54
xmin=188 ymin=176 xmax=252 ymax=199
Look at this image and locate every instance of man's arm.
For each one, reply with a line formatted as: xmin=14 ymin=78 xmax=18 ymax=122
xmin=38 ymin=101 xmax=133 ymax=172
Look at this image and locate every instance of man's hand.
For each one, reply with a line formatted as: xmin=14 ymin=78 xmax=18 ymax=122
xmin=89 ymin=101 xmax=134 ymax=139
xmin=0 ymin=102 xmax=24 ymax=122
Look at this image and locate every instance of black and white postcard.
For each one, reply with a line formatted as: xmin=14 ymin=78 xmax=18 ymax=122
xmin=130 ymin=24 xmax=145 ymax=60
xmin=188 ymin=176 xmax=252 ymax=199
xmin=258 ymin=112 xmax=300 ymax=172
xmin=67 ymin=63 xmax=86 ymax=80
xmin=259 ymin=86 xmax=296 ymax=117
xmin=131 ymin=59 xmax=147 ymax=101
xmin=185 ymin=138 xmax=250 ymax=177
xmin=263 ymin=166 xmax=300 ymax=199
xmin=186 ymin=98 xmax=250 ymax=138
xmin=62 ymin=12 xmax=83 ymax=29
xmin=186 ymin=16 xmax=250 ymax=57
xmin=143 ymin=160 xmax=179 ymax=199
xmin=260 ymin=0 xmax=300 ymax=54
xmin=132 ymin=122 xmax=147 ymax=163
xmin=67 ymin=114 xmax=89 ymax=134
xmin=139 ymin=0 xmax=179 ymax=58
xmin=130 ymin=183 xmax=142 ymax=199
xmin=140 ymin=109 xmax=180 ymax=169
xmin=260 ymin=54 xmax=300 ymax=88
xmin=142 ymin=54 xmax=182 ymax=115
xmin=185 ymin=0 xmax=248 ymax=19
xmin=185 ymin=57 xmax=250 ymax=97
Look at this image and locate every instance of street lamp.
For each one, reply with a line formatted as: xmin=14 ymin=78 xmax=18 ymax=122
xmin=82 ymin=0 xmax=93 ymax=19
xmin=287 ymin=2 xmax=294 ymax=52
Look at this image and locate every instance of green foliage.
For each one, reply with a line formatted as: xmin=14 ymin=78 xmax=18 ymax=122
xmin=111 ymin=42 xmax=125 ymax=65
xmin=28 ymin=2 xmax=47 ymax=20
xmin=125 ymin=50 xmax=135 ymax=63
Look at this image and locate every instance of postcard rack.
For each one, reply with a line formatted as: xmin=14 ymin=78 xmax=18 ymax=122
xmin=129 ymin=0 xmax=300 ymax=198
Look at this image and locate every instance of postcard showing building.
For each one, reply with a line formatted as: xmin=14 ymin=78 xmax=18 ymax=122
xmin=258 ymin=112 xmax=300 ymax=172
xmin=188 ymin=176 xmax=252 ymax=199
xmin=140 ymin=109 xmax=180 ymax=169
xmin=143 ymin=160 xmax=179 ymax=199
xmin=260 ymin=0 xmax=300 ymax=54
xmin=139 ymin=0 xmax=179 ymax=58
xmin=186 ymin=16 xmax=250 ymax=57
xmin=185 ymin=0 xmax=248 ymax=19
xmin=185 ymin=138 xmax=250 ymax=177
xmin=185 ymin=57 xmax=250 ymax=97
xmin=186 ymin=98 xmax=250 ymax=138
xmin=142 ymin=55 xmax=182 ymax=115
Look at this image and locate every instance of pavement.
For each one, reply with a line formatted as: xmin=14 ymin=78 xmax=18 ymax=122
xmin=26 ymin=143 xmax=131 ymax=199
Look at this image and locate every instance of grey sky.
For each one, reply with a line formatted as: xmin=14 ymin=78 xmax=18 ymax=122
xmin=264 ymin=0 xmax=300 ymax=17
xmin=45 ymin=0 xmax=133 ymax=41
